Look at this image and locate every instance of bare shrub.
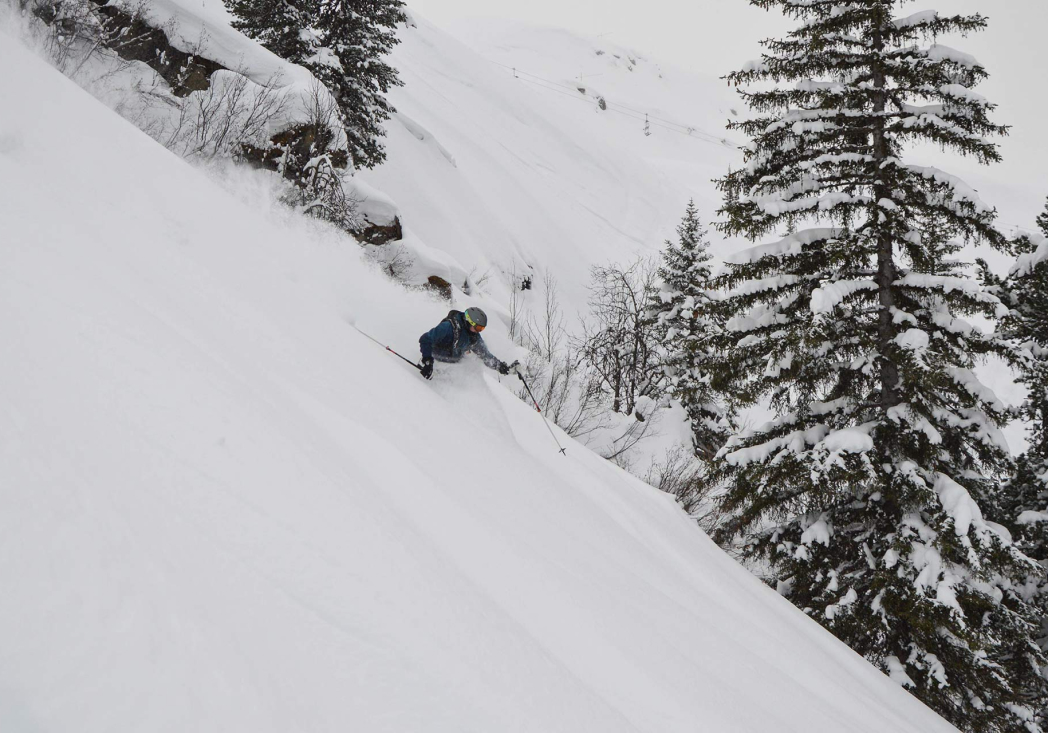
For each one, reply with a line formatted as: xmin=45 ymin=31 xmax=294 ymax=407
xmin=512 ymin=270 xmax=667 ymax=468
xmin=364 ymin=242 xmax=414 ymax=282
xmin=578 ymin=258 xmax=664 ymax=416
xmin=517 ymin=275 xmax=608 ymax=440
xmin=508 ymin=270 xmax=523 ymax=341
xmin=600 ymin=410 xmax=660 ymax=465
xmin=274 ymin=83 xmax=359 ymax=230
xmin=280 ymin=154 xmax=359 ymax=230
xmin=27 ymin=1 xmax=297 ymax=173
xmin=27 ymin=0 xmax=153 ymax=79
xmin=506 ymin=264 xmax=533 ymax=342
xmin=161 ymin=68 xmax=289 ymax=161
xmin=524 ymin=272 xmax=566 ymax=363
xmin=470 ymin=266 xmax=495 ymax=290
xmin=645 ymin=445 xmax=722 ymax=533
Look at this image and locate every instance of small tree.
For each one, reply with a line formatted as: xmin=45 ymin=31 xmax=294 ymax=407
xmin=652 ymin=200 xmax=728 ymax=461
xmin=518 ymin=275 xmax=608 ymax=441
xmin=710 ymin=2 xmax=1048 ymax=729
xmin=579 ymin=259 xmax=662 ymax=418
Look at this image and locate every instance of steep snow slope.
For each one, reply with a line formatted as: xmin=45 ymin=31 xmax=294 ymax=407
xmin=0 ymin=30 xmax=961 ymax=733
xmin=384 ymin=15 xmax=1030 ymax=453
xmin=359 ymin=14 xmax=742 ymax=308
xmin=440 ymin=15 xmax=1046 ymax=251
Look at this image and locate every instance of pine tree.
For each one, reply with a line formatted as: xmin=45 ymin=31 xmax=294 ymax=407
xmin=994 ymin=216 xmax=1048 ymax=658
xmin=709 ymin=2 xmax=1048 ymax=729
xmin=652 ymin=201 xmax=728 ymax=461
xmin=226 ymin=0 xmax=317 ymax=62
xmin=311 ymin=0 xmax=405 ymax=169
xmin=226 ymin=0 xmax=405 ymax=170
xmin=1037 ymin=197 xmax=1048 ymax=241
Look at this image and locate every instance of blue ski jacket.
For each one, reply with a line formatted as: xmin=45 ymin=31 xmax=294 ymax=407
xmin=419 ymin=311 xmax=500 ymax=368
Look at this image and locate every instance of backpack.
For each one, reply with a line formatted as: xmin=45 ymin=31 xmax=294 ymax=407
xmin=441 ymin=310 xmax=462 ymax=345
xmin=439 ymin=310 xmax=473 ymax=358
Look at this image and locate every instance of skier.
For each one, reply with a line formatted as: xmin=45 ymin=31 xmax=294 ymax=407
xmin=418 ymin=307 xmax=517 ymax=380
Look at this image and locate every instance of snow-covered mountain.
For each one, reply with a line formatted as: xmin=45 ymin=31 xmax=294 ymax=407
xmin=0 ymin=16 xmax=969 ymax=733
xmin=359 ymin=13 xmax=743 ymax=310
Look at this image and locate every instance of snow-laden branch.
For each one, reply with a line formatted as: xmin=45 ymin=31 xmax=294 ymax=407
xmin=926 ymin=44 xmax=981 ymax=70
xmin=725 ymin=275 xmax=802 ymax=298
xmin=810 ymin=279 xmax=877 ymax=313
xmin=726 ymin=228 xmax=842 ymax=265
xmin=892 ymin=10 xmax=938 ymax=30
xmin=947 ymin=367 xmax=1006 ymax=413
xmin=1011 ymin=233 xmax=1048 ymax=277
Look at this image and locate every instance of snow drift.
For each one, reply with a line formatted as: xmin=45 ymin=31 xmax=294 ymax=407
xmin=0 ymin=26 xmax=960 ymax=733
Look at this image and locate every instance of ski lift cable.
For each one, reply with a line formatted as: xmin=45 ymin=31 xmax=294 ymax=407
xmin=509 ymin=74 xmax=685 ymax=125
xmin=514 ymin=75 xmax=731 ymax=144
xmin=485 ymin=62 xmax=737 ymax=148
xmin=412 ymin=53 xmax=706 ymax=141
xmin=488 ymin=59 xmax=729 ymax=143
xmin=497 ymin=63 xmax=702 ymax=133
xmin=485 ymin=59 xmax=734 ymax=144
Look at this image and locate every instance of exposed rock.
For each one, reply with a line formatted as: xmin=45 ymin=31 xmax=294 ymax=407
xmin=34 ymin=0 xmax=367 ymax=237
xmin=344 ymin=177 xmax=402 ymax=243
xmin=425 ymin=275 xmax=453 ymax=301
xmin=85 ymin=0 xmax=224 ymax=97
xmin=352 ymin=217 xmax=403 ymax=245
xmin=240 ymin=124 xmax=350 ymax=183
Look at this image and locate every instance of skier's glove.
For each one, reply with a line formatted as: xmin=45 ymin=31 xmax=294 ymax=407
xmin=420 ymin=357 xmax=434 ymax=380
xmin=506 ymin=360 xmax=521 ymax=375
xmin=497 ymin=360 xmax=512 ymax=375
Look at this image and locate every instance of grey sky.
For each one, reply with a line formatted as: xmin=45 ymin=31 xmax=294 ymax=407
xmin=409 ymin=0 xmax=1048 ymax=233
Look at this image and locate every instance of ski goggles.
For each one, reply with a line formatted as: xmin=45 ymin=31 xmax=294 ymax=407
xmin=464 ymin=314 xmax=485 ymax=331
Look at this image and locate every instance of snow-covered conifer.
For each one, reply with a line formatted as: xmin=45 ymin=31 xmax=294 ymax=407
xmin=994 ymin=226 xmax=1048 ymax=648
xmin=710 ymin=2 xmax=1048 ymax=729
xmin=226 ymin=0 xmax=316 ymax=62
xmin=310 ymin=0 xmax=405 ymax=169
xmin=226 ymin=0 xmax=405 ymax=169
xmin=653 ymin=201 xmax=727 ymax=460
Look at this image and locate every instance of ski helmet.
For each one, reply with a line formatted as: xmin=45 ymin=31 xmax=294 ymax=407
xmin=464 ymin=307 xmax=488 ymax=331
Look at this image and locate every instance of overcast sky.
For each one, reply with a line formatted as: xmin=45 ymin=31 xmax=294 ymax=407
xmin=409 ymin=0 xmax=1048 ymax=232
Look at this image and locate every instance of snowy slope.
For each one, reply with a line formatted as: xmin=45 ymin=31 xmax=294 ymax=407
xmin=389 ymin=16 xmax=1030 ymax=455
xmin=0 ymin=30 xmax=962 ymax=733
xmin=358 ymin=13 xmax=743 ymax=309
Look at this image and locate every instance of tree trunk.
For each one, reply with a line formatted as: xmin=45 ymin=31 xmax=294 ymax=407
xmin=871 ymin=19 xmax=899 ymax=411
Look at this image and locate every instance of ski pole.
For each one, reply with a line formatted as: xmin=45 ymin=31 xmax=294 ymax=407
xmin=352 ymin=324 xmax=422 ymax=371
xmin=517 ymin=373 xmax=567 ymax=455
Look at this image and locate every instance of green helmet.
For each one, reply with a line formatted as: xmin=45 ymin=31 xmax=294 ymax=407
xmin=464 ymin=307 xmax=488 ymax=331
